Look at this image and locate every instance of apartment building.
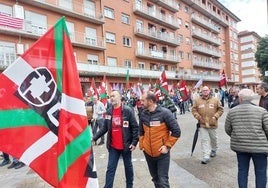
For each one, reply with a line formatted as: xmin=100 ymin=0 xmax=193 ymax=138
xmin=0 ymin=0 xmax=241 ymax=95
xmin=238 ymin=31 xmax=261 ymax=91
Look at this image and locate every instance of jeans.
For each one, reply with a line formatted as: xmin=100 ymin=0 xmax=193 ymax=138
xmin=144 ymin=152 xmax=170 ymax=188
xmin=236 ymin=152 xmax=267 ymax=188
xmin=93 ymin=118 xmax=104 ymax=143
xmin=200 ymin=128 xmax=217 ymax=159
xmin=104 ymin=147 xmax=133 ymax=188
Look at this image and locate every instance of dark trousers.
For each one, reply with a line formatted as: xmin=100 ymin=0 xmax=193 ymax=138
xmin=104 ymin=147 xmax=134 ymax=188
xmin=236 ymin=152 xmax=267 ymax=188
xmin=144 ymin=152 xmax=170 ymax=188
xmin=93 ymin=118 xmax=104 ymax=143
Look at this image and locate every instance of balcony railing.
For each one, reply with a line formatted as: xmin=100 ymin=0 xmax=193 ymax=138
xmin=192 ymin=59 xmax=222 ymax=70
xmin=181 ymin=0 xmax=230 ymax=27
xmin=134 ymin=27 xmax=180 ymax=46
xmin=133 ymin=4 xmax=180 ymax=30
xmin=192 ymin=45 xmax=221 ymax=57
xmin=191 ymin=14 xmax=220 ymax=33
xmin=77 ymin=63 xmax=221 ymax=81
xmin=70 ymin=32 xmax=106 ymax=50
xmin=149 ymin=0 xmax=179 ymax=12
xmin=192 ymin=29 xmax=221 ymax=46
xmin=23 ymin=0 xmax=104 ymax=24
xmin=136 ymin=49 xmax=180 ymax=63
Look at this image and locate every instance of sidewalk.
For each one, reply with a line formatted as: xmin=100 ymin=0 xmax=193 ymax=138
xmin=0 ymin=95 xmax=261 ymax=187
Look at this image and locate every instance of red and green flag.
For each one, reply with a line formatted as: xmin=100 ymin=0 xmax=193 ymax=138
xmin=179 ymin=80 xmax=188 ymax=101
xmin=0 ymin=17 xmax=98 ymax=188
xmin=99 ymin=75 xmax=107 ymax=105
xmin=155 ymin=70 xmax=169 ymax=100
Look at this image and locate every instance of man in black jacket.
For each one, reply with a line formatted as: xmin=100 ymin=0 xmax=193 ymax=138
xmin=93 ymin=90 xmax=139 ymax=188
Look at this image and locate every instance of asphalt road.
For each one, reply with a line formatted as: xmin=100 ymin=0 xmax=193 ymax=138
xmin=0 ymin=96 xmax=265 ymax=188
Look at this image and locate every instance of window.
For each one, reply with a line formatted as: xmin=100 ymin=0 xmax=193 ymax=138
xmin=185 ymin=22 xmax=189 ymax=29
xmin=184 ymin=6 xmax=189 ymax=13
xmin=121 ymin=13 xmax=130 ymax=24
xmin=107 ymin=57 xmax=117 ymax=66
xmin=0 ymin=41 xmax=16 ymax=67
xmin=106 ymin=32 xmax=116 ymax=43
xmin=66 ymin=21 xmax=75 ymax=41
xmin=59 ymin=0 xmax=73 ymax=10
xmin=124 ymin=59 xmax=132 ymax=68
xmin=25 ymin=11 xmax=47 ymax=35
xmin=86 ymin=27 xmax=97 ymax=45
xmin=104 ymin=7 xmax=114 ymax=19
xmin=179 ymin=51 xmax=184 ymax=59
xmin=84 ymin=0 xmax=95 ymax=17
xmin=123 ymin=36 xmax=131 ymax=47
xmin=177 ymin=18 xmax=182 ymax=26
xmin=187 ymin=53 xmax=191 ymax=60
xmin=185 ymin=37 xmax=191 ymax=45
xmin=0 ymin=4 xmax=12 ymax=16
xmin=87 ymin=54 xmax=98 ymax=65
xmin=178 ymin=35 xmax=183 ymax=43
xmin=138 ymin=62 xmax=145 ymax=69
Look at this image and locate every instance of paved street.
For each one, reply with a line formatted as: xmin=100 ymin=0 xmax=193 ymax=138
xmin=0 ymin=96 xmax=263 ymax=187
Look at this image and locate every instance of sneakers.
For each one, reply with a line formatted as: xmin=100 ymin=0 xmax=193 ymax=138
xmin=14 ymin=162 xmax=25 ymax=169
xmin=210 ymin=150 xmax=216 ymax=158
xmin=201 ymin=158 xmax=210 ymax=164
xmin=7 ymin=162 xmax=19 ymax=169
xmin=0 ymin=160 xmax=11 ymax=167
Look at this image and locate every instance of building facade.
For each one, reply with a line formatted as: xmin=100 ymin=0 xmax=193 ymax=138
xmin=0 ymin=0 xmax=241 ymax=95
xmin=238 ymin=31 xmax=261 ymax=91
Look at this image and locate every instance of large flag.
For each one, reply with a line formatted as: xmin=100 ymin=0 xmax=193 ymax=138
xmin=219 ymin=70 xmax=227 ymax=87
xmin=99 ymin=75 xmax=107 ymax=105
xmin=0 ymin=18 xmax=98 ymax=188
xmin=154 ymin=71 xmax=169 ymax=100
xmin=88 ymin=77 xmax=99 ymax=98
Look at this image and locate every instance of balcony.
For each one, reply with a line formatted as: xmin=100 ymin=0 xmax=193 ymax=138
xmin=149 ymin=0 xmax=179 ymax=12
xmin=192 ymin=59 xmax=222 ymax=70
xmin=136 ymin=49 xmax=181 ymax=63
xmin=22 ymin=0 xmax=104 ymax=25
xmin=70 ymin=32 xmax=106 ymax=50
xmin=133 ymin=4 xmax=180 ymax=30
xmin=191 ymin=14 xmax=220 ymax=34
xmin=192 ymin=45 xmax=221 ymax=57
xmin=77 ymin=63 xmax=182 ymax=79
xmin=77 ymin=63 xmax=221 ymax=82
xmin=134 ymin=27 xmax=180 ymax=46
xmin=181 ymin=0 xmax=230 ymax=27
xmin=0 ymin=19 xmax=105 ymax=50
xmin=192 ymin=29 xmax=221 ymax=46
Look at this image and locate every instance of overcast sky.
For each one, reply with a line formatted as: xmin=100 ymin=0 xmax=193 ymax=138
xmin=220 ymin=0 xmax=267 ymax=37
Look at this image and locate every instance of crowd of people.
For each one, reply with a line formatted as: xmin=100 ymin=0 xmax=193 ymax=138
xmin=1 ymin=83 xmax=267 ymax=188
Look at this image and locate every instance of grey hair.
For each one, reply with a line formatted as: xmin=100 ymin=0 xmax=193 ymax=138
xmin=238 ymin=89 xmax=254 ymax=102
xmin=260 ymin=83 xmax=268 ymax=92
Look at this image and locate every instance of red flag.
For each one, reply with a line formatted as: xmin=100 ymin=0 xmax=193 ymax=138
xmin=0 ymin=13 xmax=23 ymax=29
xmin=88 ymin=78 xmax=99 ymax=98
xmin=219 ymin=70 xmax=227 ymax=87
xmin=179 ymin=80 xmax=188 ymax=101
xmin=0 ymin=18 xmax=98 ymax=187
xmin=154 ymin=71 xmax=169 ymax=100
xmin=99 ymin=75 xmax=107 ymax=105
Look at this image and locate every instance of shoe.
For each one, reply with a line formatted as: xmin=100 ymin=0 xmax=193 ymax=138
xmin=7 ymin=162 xmax=19 ymax=169
xmin=14 ymin=162 xmax=25 ymax=169
xmin=201 ymin=158 xmax=210 ymax=164
xmin=0 ymin=160 xmax=11 ymax=167
xmin=210 ymin=150 xmax=216 ymax=158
